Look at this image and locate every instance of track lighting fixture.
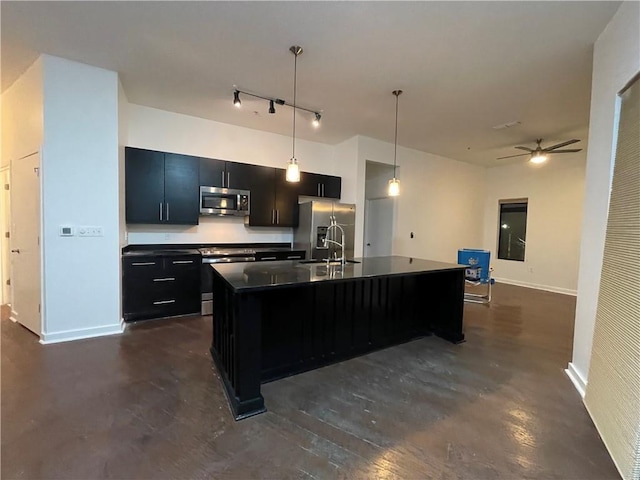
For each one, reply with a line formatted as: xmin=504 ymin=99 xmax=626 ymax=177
xmin=232 ymin=88 xmax=321 ymax=127
xmin=388 ymin=90 xmax=403 ymax=197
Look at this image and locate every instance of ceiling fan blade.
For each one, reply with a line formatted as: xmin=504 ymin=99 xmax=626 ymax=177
xmin=545 ymin=139 xmax=580 ymax=151
xmin=496 ymin=153 xmax=530 ymax=160
xmin=548 ymin=149 xmax=582 ymax=153
xmin=514 ymin=146 xmax=534 ymax=152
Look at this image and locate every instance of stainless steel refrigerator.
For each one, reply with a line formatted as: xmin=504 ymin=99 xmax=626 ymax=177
xmin=294 ymin=201 xmax=356 ymax=261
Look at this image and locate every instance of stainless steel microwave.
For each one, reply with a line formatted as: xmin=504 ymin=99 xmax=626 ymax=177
xmin=200 ymin=186 xmax=250 ymax=216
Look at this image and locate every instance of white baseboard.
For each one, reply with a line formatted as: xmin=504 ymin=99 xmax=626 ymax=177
xmin=40 ymin=320 xmax=125 ymax=344
xmin=493 ymin=277 xmax=577 ymax=296
xmin=565 ymin=362 xmax=587 ymax=398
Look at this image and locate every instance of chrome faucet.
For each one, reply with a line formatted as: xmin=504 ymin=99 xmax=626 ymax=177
xmin=323 ymin=216 xmax=345 ymax=266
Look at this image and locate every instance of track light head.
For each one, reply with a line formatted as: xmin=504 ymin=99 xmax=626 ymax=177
xmin=269 ymin=100 xmax=276 ymax=114
xmin=233 ymin=90 xmax=241 ymax=108
xmin=312 ymin=113 xmax=321 ymax=128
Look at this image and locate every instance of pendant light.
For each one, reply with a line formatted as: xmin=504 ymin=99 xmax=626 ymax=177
xmin=388 ymin=90 xmax=402 ymax=197
xmin=286 ymin=45 xmax=303 ymax=183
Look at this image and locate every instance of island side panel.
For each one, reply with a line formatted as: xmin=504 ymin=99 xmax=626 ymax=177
xmin=210 ymin=272 xmax=265 ymax=420
xmin=259 ymin=271 xmax=460 ymax=383
xmin=425 ymin=269 xmax=465 ymax=343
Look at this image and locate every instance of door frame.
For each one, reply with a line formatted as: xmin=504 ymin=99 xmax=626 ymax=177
xmin=9 ymin=150 xmax=45 ymax=337
xmin=0 ymin=165 xmax=10 ymax=306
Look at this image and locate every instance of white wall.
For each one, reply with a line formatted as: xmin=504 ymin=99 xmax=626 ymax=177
xmin=1 ymin=58 xmax=43 ymax=167
xmin=482 ymin=156 xmax=586 ymax=295
xmin=125 ymin=104 xmax=337 ymax=245
xmin=568 ymin=1 xmax=640 ymax=394
xmin=355 ymin=136 xmax=485 ymax=261
xmin=40 ymin=55 xmax=121 ymax=342
xmin=1 ymin=58 xmax=44 ymax=308
xmin=118 ymin=81 xmax=128 ymax=248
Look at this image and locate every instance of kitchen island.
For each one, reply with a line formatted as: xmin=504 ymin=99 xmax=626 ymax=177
xmin=210 ymin=256 xmax=466 ymax=420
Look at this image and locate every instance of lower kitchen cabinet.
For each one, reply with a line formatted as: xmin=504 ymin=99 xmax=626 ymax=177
xmin=255 ymin=250 xmax=306 ymax=261
xmin=123 ymin=254 xmax=201 ymax=322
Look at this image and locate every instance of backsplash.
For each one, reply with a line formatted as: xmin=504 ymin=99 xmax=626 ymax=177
xmin=126 ymin=216 xmax=293 ymax=245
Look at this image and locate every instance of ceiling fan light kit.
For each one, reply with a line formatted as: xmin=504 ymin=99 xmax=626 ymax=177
xmin=497 ymin=138 xmax=582 ymax=164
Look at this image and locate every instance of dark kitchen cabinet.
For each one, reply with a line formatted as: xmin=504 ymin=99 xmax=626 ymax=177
xmin=126 ymin=147 xmax=199 ymax=225
xmin=199 ymin=158 xmax=257 ymax=191
xmin=299 ymin=172 xmax=341 ymax=199
xmin=255 ymin=250 xmax=306 ymax=261
xmin=122 ymin=253 xmax=201 ymax=322
xmin=247 ymin=167 xmax=299 ymax=227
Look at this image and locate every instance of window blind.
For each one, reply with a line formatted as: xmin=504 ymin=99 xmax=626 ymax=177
xmin=584 ymin=74 xmax=640 ymax=480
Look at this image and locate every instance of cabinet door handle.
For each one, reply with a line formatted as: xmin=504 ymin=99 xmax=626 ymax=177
xmin=271 ymin=210 xmax=275 ymax=224
xmin=227 ymin=171 xmax=231 ymax=188
xmin=172 ymin=260 xmax=194 ymax=264
xmin=322 ymin=184 xmax=325 ymax=197
xmin=132 ymin=262 xmax=156 ymax=266
xmin=153 ymin=277 xmax=175 ymax=282
xmin=166 ymin=203 xmax=169 ymax=221
xmin=221 ymin=171 xmax=225 ymax=187
xmin=159 ymin=202 xmax=163 ymax=221
xmin=261 ymin=256 xmax=277 ymax=261
xmin=276 ymin=210 xmax=280 ymax=224
xmin=317 ymin=183 xmax=321 ymax=196
xmin=287 ymin=255 xmax=302 ymax=259
xmin=153 ymin=299 xmax=176 ymax=305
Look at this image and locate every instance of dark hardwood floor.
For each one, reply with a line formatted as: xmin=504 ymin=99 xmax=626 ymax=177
xmin=1 ymin=285 xmax=619 ymax=479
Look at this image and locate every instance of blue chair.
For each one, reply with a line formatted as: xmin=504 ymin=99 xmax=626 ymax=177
xmin=457 ymin=249 xmax=494 ymax=304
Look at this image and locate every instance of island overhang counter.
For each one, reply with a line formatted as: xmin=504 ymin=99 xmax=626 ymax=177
xmin=209 ymin=256 xmax=466 ymax=420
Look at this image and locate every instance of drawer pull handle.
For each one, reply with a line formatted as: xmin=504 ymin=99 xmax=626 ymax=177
xmin=131 ymin=262 xmax=155 ymax=266
xmin=261 ymin=256 xmax=277 ymax=261
xmin=287 ymin=255 xmax=302 ymax=259
xmin=172 ymin=260 xmax=194 ymax=264
xmin=153 ymin=300 xmax=176 ymax=305
xmin=153 ymin=277 xmax=175 ymax=282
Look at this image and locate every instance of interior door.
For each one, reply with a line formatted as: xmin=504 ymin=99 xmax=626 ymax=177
xmin=10 ymin=152 xmax=41 ymax=336
xmin=364 ymin=198 xmax=394 ymax=258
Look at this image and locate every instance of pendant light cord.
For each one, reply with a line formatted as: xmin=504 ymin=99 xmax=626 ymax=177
xmin=292 ymin=51 xmax=298 ymax=159
xmin=393 ymin=93 xmax=399 ymax=178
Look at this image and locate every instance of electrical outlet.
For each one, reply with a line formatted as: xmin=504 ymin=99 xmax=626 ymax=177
xmin=77 ymin=226 xmax=103 ymax=237
xmin=528 ymin=266 xmax=534 ymax=274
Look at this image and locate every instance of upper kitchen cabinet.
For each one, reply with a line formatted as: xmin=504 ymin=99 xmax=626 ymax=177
xmin=125 ymin=147 xmax=199 ymax=225
xmin=298 ymin=172 xmax=341 ymax=199
xmin=246 ymin=167 xmax=299 ymax=228
xmin=199 ymin=158 xmax=258 ymax=191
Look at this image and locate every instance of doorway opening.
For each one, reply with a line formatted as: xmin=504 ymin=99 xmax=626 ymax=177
xmin=363 ymin=161 xmax=396 ymax=258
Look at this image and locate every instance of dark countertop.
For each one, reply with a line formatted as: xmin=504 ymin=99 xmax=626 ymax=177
xmin=122 ymin=249 xmax=201 ymax=257
xmin=212 ymin=256 xmax=466 ymax=292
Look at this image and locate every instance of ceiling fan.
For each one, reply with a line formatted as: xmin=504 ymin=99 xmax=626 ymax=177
xmin=497 ymin=138 xmax=582 ymax=163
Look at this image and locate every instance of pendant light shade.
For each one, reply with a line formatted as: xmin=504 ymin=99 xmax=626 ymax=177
xmin=286 ymin=158 xmax=300 ymax=182
xmin=287 ymin=45 xmax=304 ymax=182
xmin=388 ymin=178 xmax=400 ymax=197
xmin=388 ymin=90 xmax=403 ymax=197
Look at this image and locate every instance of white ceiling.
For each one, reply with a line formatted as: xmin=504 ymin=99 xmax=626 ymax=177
xmin=1 ymin=1 xmax=620 ymax=166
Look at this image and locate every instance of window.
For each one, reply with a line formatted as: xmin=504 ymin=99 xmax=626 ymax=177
xmin=498 ymin=200 xmax=527 ymax=261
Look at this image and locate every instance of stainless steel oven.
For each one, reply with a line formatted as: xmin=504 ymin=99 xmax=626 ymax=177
xmin=199 ymin=248 xmax=256 ymax=314
xmin=200 ymin=187 xmax=250 ymax=216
